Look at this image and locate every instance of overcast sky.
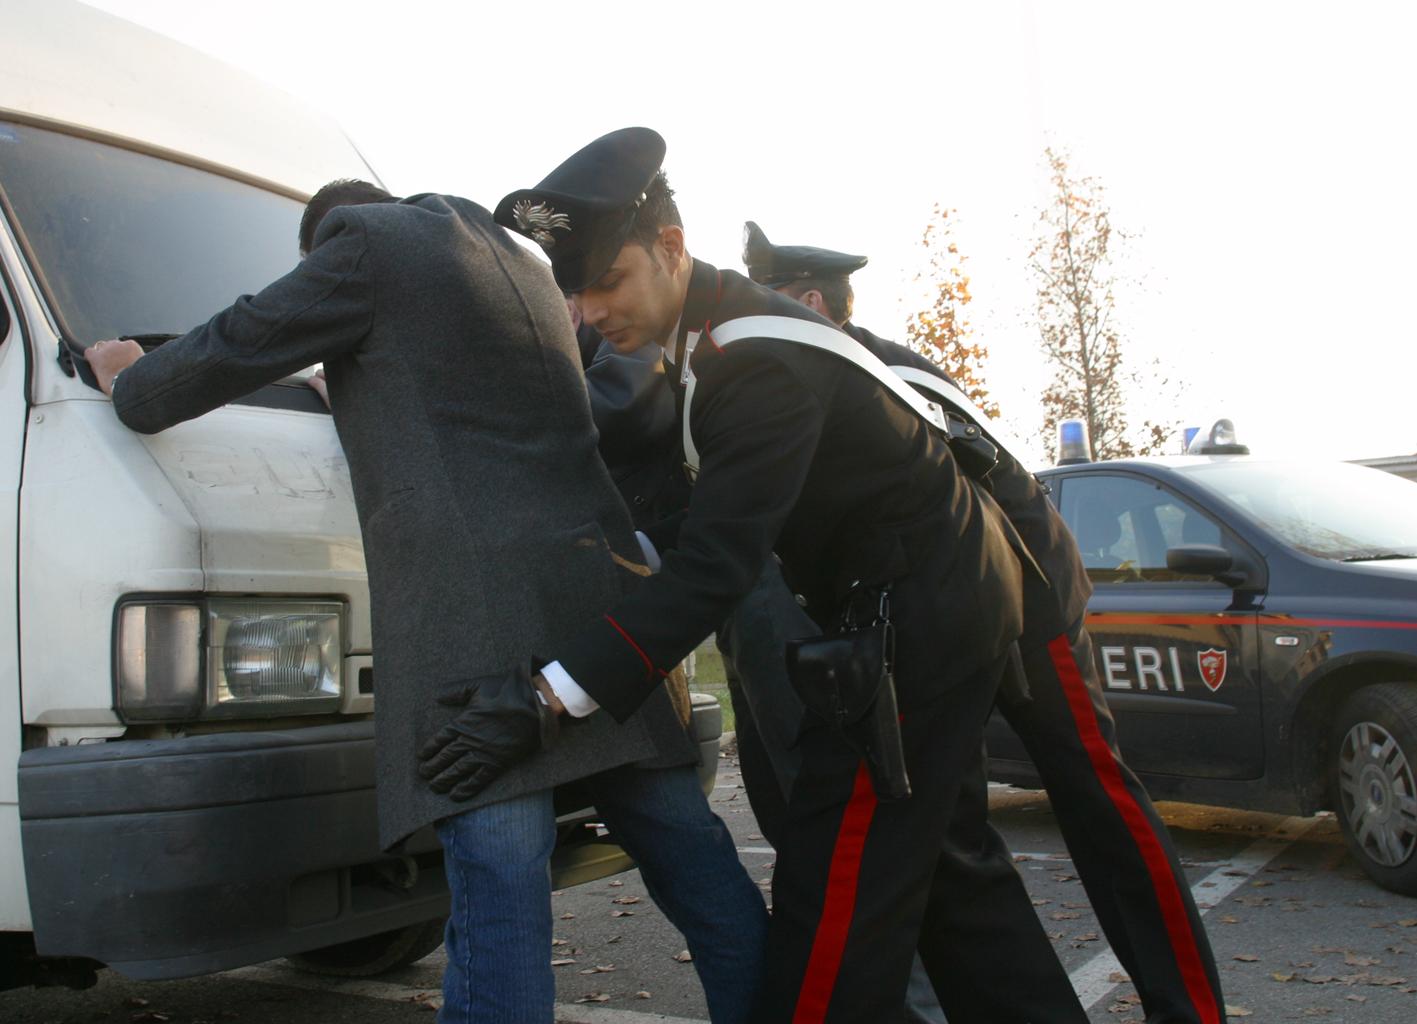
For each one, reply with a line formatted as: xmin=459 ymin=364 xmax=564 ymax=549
xmin=84 ymin=0 xmax=1417 ymax=464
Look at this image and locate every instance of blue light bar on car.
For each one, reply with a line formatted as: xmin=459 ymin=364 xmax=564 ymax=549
xmin=1058 ymin=419 xmax=1091 ymax=465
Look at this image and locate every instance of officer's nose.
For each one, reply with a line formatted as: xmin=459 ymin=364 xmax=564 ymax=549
xmin=576 ymin=293 xmax=608 ymax=329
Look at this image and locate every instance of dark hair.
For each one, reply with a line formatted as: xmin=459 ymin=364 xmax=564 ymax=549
xmin=625 ymin=171 xmax=682 ymax=252
xmin=299 ymin=178 xmax=392 ymax=255
xmin=780 ymin=276 xmax=854 ymax=326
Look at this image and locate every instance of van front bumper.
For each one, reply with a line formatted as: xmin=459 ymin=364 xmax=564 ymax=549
xmin=17 ymin=721 xmax=457 ymax=980
xmin=17 ymin=697 xmax=723 ymax=981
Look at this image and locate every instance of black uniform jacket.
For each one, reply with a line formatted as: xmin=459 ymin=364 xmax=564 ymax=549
xmin=841 ymin=323 xmax=1092 ymax=644
xmin=555 ymin=260 xmax=1025 ymax=722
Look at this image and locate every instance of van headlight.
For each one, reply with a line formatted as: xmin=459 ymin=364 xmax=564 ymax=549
xmin=116 ymin=597 xmax=344 ymax=721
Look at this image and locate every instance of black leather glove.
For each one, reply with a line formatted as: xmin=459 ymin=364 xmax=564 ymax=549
xmin=418 ymin=666 xmax=560 ymax=802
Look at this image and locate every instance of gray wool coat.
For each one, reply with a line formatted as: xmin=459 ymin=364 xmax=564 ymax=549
xmin=113 ymin=193 xmax=695 ymax=849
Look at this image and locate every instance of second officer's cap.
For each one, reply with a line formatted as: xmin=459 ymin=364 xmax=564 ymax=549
xmin=741 ymin=221 xmax=868 ymax=288
xmin=494 ymin=127 xmax=666 ymax=293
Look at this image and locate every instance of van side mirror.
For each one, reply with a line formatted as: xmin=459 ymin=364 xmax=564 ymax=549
xmin=1166 ymin=544 xmax=1247 ymax=588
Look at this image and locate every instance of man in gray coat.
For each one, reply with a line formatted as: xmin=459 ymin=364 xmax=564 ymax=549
xmin=84 ymin=185 xmax=767 ymax=1024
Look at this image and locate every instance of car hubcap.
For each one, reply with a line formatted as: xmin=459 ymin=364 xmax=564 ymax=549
xmin=1338 ymin=720 xmax=1417 ymax=868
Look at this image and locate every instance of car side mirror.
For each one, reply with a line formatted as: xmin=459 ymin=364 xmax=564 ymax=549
xmin=1166 ymin=544 xmax=1248 ymax=588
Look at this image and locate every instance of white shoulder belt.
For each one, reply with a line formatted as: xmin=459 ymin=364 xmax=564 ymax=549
xmin=681 ymin=315 xmax=1025 ymax=477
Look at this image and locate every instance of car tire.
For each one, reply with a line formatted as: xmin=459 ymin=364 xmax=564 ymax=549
xmin=1330 ymin=683 xmax=1417 ymax=895
xmin=286 ymin=917 xmax=447 ymax=977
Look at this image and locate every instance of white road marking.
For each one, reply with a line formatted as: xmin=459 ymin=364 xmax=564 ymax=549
xmin=1067 ymin=815 xmax=1327 ymax=1009
xmin=226 ymin=964 xmax=711 ymax=1023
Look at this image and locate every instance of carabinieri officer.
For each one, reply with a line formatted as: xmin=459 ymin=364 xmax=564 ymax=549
xmin=417 ymin=127 xmax=1066 ymax=1023
xmin=743 ymin=222 xmax=1226 ymax=1024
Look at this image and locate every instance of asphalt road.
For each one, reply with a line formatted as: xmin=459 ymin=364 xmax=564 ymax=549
xmin=4 ymin=747 xmax=1416 ymax=1024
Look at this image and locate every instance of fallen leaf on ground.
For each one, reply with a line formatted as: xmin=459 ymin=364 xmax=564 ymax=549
xmin=551 ymin=958 xmax=576 ymax=967
xmin=636 ymin=991 xmax=651 ymax=999
xmin=611 ymin=910 xmax=635 ymax=918
xmin=1272 ymin=972 xmax=1295 ymax=982
xmin=1344 ymin=954 xmax=1379 ymax=967
xmin=575 ymin=993 xmax=611 ymax=1004
xmin=1233 ymin=953 xmax=1260 ymax=962
xmin=673 ymin=950 xmax=694 ymax=963
xmin=612 ymin=896 xmax=642 ymax=905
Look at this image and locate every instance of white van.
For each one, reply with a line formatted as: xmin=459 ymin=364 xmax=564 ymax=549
xmin=0 ymin=0 xmax=721 ymax=990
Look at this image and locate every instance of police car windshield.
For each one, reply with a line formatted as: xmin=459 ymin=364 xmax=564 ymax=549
xmin=0 ymin=120 xmax=302 ymax=346
xmin=1181 ymin=460 xmax=1417 ymax=561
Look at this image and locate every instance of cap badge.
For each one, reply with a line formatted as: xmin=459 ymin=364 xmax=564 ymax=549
xmin=512 ymin=200 xmax=571 ymax=250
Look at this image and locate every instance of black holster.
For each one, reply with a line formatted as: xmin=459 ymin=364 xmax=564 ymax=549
xmin=784 ymin=588 xmax=911 ymax=801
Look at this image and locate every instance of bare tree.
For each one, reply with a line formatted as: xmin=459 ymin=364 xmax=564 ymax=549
xmin=1030 ymin=149 xmax=1169 ymax=460
xmin=905 ymin=205 xmax=999 ymax=419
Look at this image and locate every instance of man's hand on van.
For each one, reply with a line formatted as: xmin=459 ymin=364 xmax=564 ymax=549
xmin=85 ymin=339 xmax=145 ymax=396
xmin=308 ymin=369 xmax=332 ymax=409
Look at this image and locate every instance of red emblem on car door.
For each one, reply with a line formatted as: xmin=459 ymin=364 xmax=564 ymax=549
xmin=1197 ymin=648 xmax=1228 ymax=692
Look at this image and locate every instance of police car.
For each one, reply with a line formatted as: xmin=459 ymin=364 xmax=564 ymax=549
xmin=986 ymin=420 xmax=1417 ymax=895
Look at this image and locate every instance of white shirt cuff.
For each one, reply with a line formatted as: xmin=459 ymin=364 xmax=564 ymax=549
xmin=541 ymin=660 xmax=600 ymax=718
xmin=634 ymin=530 xmax=662 ymax=573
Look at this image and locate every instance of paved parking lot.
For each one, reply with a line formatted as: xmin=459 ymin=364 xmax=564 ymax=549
xmin=4 ymin=747 xmax=1416 ymax=1023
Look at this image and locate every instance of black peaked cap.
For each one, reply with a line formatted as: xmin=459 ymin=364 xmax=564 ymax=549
xmin=741 ymin=221 xmax=868 ymax=287
xmin=494 ymin=127 xmax=666 ymax=293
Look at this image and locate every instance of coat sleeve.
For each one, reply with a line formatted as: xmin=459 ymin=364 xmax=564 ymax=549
xmin=553 ymin=345 xmax=826 ymax=722
xmin=112 ymin=211 xmax=375 ymax=434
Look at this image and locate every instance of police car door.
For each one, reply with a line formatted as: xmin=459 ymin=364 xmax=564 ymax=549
xmin=1055 ymin=471 xmax=1265 ymax=780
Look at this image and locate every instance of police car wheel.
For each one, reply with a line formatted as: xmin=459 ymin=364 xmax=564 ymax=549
xmin=1330 ymin=683 xmax=1417 ymax=895
xmin=285 ymin=917 xmax=447 ymax=977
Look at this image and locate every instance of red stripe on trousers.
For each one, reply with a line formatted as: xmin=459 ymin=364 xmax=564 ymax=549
xmin=1047 ymin=633 xmax=1221 ymax=1024
xmin=791 ymin=761 xmax=879 ymax=1024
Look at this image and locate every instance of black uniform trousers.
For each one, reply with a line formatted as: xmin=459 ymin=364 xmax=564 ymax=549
xmin=997 ymin=622 xmax=1225 ymax=1024
xmin=726 ymin=562 xmax=1087 ymax=1024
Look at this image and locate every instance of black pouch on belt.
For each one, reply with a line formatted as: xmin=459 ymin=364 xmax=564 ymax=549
xmin=784 ymin=587 xmax=912 ymax=801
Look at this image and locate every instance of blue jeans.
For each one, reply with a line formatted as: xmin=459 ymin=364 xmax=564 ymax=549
xmin=436 ymin=763 xmax=767 ymax=1024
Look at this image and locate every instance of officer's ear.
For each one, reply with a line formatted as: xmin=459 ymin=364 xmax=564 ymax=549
xmin=656 ymin=224 xmax=687 ymax=273
xmin=798 ymin=289 xmax=829 ymax=317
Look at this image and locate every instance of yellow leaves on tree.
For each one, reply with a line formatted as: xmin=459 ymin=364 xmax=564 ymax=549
xmin=904 ymin=205 xmax=999 ymax=419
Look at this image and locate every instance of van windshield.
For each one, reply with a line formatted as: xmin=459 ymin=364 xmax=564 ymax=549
xmin=0 ymin=120 xmax=303 ymax=346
